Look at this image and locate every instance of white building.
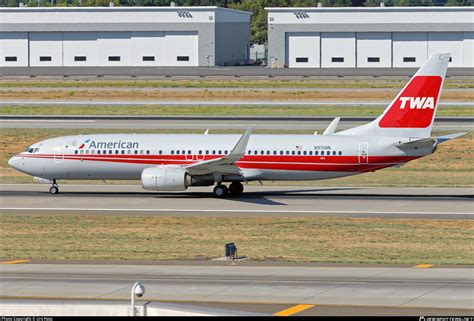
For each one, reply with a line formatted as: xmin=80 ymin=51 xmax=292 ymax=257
xmin=266 ymin=7 xmax=474 ymax=69
xmin=0 ymin=6 xmax=251 ymax=67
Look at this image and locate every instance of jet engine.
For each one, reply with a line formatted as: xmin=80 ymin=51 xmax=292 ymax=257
xmin=141 ymin=165 xmax=191 ymax=191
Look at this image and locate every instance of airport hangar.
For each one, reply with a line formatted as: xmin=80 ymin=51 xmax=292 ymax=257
xmin=0 ymin=6 xmax=251 ymax=68
xmin=266 ymin=6 xmax=474 ymax=69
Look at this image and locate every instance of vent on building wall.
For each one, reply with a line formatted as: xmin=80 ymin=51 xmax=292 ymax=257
xmin=39 ymin=56 xmax=51 ymax=62
xmin=142 ymin=56 xmax=155 ymax=61
xmin=177 ymin=56 xmax=190 ymax=61
xmin=5 ymin=57 xmax=17 ymax=62
xmin=367 ymin=57 xmax=380 ymax=63
xmin=108 ymin=56 xmax=121 ymax=62
xmin=74 ymin=56 xmax=87 ymax=62
xmin=295 ymin=57 xmax=309 ymax=63
xmin=403 ymin=57 xmax=416 ymax=62
xmin=331 ymin=57 xmax=344 ymax=63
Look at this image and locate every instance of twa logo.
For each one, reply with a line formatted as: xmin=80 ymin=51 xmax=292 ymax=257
xmin=399 ymin=97 xmax=435 ymax=110
xmin=379 ymin=76 xmax=442 ymax=128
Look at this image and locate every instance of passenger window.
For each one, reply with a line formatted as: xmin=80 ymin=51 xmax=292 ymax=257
xmin=121 ymin=150 xmax=125 ymax=155
xmin=176 ymin=150 xmax=180 ymax=155
xmin=159 ymin=150 xmax=163 ymax=155
xmin=103 ymin=150 xmax=106 ymax=154
xmin=134 ymin=150 xmax=138 ymax=154
xmin=309 ymin=151 xmax=313 ymax=155
xmin=212 ymin=150 xmax=216 ymax=155
xmin=248 ymin=150 xmax=251 ymax=154
xmin=218 ymin=150 xmax=222 ymax=155
xmin=254 ymin=151 xmax=258 ymax=155
xmin=171 ymin=150 xmax=174 ymax=155
xmin=80 ymin=150 xmax=84 ymax=154
xmin=266 ymin=151 xmax=270 ymax=155
xmin=146 ymin=150 xmax=150 ymax=155
xmin=187 ymin=150 xmax=191 ymax=155
xmin=315 ymin=151 xmax=319 ymax=156
xmin=333 ymin=151 xmax=336 ymax=155
xmin=303 ymin=151 xmax=307 ymax=155
xmin=74 ymin=150 xmax=78 ymax=154
xmin=86 ymin=150 xmax=90 ymax=154
xmin=198 ymin=150 xmax=202 ymax=154
xmin=181 ymin=150 xmax=185 ymax=155
xmin=339 ymin=151 xmax=342 ymax=155
xmin=327 ymin=151 xmax=331 ymax=155
xmin=286 ymin=151 xmax=289 ymax=155
xmin=291 ymin=151 xmax=295 ymax=155
xmin=273 ymin=151 xmax=277 ymax=155
xmin=205 ymin=150 xmax=209 ymax=155
xmin=280 ymin=151 xmax=283 ymax=155
xmin=260 ymin=151 xmax=264 ymax=155
xmin=115 ymin=150 xmax=119 ymax=154
xmin=91 ymin=150 xmax=95 ymax=154
xmin=225 ymin=150 xmax=228 ymax=154
xmin=297 ymin=151 xmax=301 ymax=155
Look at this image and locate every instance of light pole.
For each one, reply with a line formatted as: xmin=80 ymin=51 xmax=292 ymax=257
xmin=130 ymin=281 xmax=145 ymax=316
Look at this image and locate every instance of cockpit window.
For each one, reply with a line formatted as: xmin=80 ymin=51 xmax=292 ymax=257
xmin=27 ymin=148 xmax=34 ymax=153
xmin=34 ymin=148 xmax=40 ymax=153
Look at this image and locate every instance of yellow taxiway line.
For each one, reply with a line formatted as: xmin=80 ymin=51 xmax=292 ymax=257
xmin=0 ymin=259 xmax=30 ymax=264
xmin=414 ymin=264 xmax=433 ymax=268
xmin=273 ymin=304 xmax=315 ymax=316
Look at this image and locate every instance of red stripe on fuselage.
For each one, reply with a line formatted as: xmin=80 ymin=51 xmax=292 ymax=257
xmin=18 ymin=153 xmax=420 ymax=173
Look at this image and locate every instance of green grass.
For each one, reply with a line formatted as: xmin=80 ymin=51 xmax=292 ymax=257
xmin=1 ymin=215 xmax=472 ymax=264
xmin=0 ymin=79 xmax=473 ymax=89
xmin=1 ymin=105 xmax=473 ymax=117
xmin=1 ymin=128 xmax=472 ymax=187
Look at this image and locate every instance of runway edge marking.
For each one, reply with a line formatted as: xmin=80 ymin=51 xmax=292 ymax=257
xmin=273 ymin=304 xmax=316 ymax=316
xmin=0 ymin=207 xmax=472 ymax=216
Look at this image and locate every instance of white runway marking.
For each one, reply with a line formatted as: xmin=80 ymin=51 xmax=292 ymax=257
xmin=0 ymin=207 xmax=471 ymax=216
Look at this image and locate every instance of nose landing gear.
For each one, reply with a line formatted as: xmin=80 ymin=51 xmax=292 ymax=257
xmin=49 ymin=180 xmax=59 ymax=194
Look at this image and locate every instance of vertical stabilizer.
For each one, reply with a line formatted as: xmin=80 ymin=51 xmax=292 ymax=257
xmin=337 ymin=53 xmax=450 ymax=138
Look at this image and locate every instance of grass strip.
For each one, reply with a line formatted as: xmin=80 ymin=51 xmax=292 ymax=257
xmin=1 ymin=215 xmax=472 ymax=264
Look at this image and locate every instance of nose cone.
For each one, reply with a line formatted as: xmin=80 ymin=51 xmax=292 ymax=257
xmin=8 ymin=156 xmax=19 ymax=170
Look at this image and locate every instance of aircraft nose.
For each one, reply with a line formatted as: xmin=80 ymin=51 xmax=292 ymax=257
xmin=8 ymin=156 xmax=19 ymax=169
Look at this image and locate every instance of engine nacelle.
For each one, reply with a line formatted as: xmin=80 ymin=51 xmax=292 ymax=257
xmin=141 ymin=165 xmax=191 ymax=191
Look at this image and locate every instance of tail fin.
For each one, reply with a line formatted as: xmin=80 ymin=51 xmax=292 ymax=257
xmin=338 ymin=53 xmax=450 ymax=138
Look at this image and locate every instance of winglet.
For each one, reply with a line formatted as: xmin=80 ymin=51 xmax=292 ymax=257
xmin=229 ymin=128 xmax=252 ymax=159
xmin=323 ymin=117 xmax=340 ymax=135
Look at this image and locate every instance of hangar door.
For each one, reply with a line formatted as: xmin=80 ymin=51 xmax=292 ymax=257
xmin=164 ymin=32 xmax=198 ymax=67
xmin=286 ymin=32 xmax=320 ymax=68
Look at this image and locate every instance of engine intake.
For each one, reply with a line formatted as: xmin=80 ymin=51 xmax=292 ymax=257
xmin=141 ymin=165 xmax=191 ymax=191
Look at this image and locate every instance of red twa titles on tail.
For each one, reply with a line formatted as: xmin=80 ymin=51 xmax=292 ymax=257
xmin=379 ymin=76 xmax=443 ymax=128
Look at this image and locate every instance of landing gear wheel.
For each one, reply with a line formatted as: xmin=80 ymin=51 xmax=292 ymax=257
xmin=49 ymin=185 xmax=59 ymax=195
xmin=229 ymin=182 xmax=244 ymax=196
xmin=213 ymin=184 xmax=228 ymax=198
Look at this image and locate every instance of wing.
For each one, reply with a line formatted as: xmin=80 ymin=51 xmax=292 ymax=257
xmin=185 ymin=128 xmax=252 ymax=176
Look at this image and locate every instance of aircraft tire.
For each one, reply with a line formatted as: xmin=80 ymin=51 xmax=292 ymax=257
xmin=229 ymin=182 xmax=244 ymax=196
xmin=213 ymin=185 xmax=228 ymax=198
xmin=49 ymin=185 xmax=59 ymax=195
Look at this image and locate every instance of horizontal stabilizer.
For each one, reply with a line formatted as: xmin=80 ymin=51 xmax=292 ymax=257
xmin=436 ymin=132 xmax=466 ymax=144
xmin=396 ymin=138 xmax=436 ymax=150
xmin=323 ymin=117 xmax=340 ymax=135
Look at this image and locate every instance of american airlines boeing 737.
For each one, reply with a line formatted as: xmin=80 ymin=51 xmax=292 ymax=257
xmin=8 ymin=53 xmax=465 ymax=197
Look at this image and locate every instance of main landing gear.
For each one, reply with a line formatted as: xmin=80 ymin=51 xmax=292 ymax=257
xmin=49 ymin=180 xmax=59 ymax=194
xmin=213 ymin=182 xmax=244 ymax=198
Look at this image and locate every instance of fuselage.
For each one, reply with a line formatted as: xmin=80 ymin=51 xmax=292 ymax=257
xmin=9 ymin=133 xmax=431 ymax=182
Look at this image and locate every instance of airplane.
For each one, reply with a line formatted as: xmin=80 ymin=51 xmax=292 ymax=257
xmin=8 ymin=53 xmax=465 ymax=198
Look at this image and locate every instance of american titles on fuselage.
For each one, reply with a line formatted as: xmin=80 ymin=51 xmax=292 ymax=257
xmin=84 ymin=140 xmax=140 ymax=150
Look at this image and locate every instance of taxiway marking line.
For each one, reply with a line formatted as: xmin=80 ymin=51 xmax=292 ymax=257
xmin=0 ymin=259 xmax=30 ymax=264
xmin=0 ymin=207 xmax=472 ymax=216
xmin=414 ymin=264 xmax=433 ymax=268
xmin=274 ymin=304 xmax=316 ymax=316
